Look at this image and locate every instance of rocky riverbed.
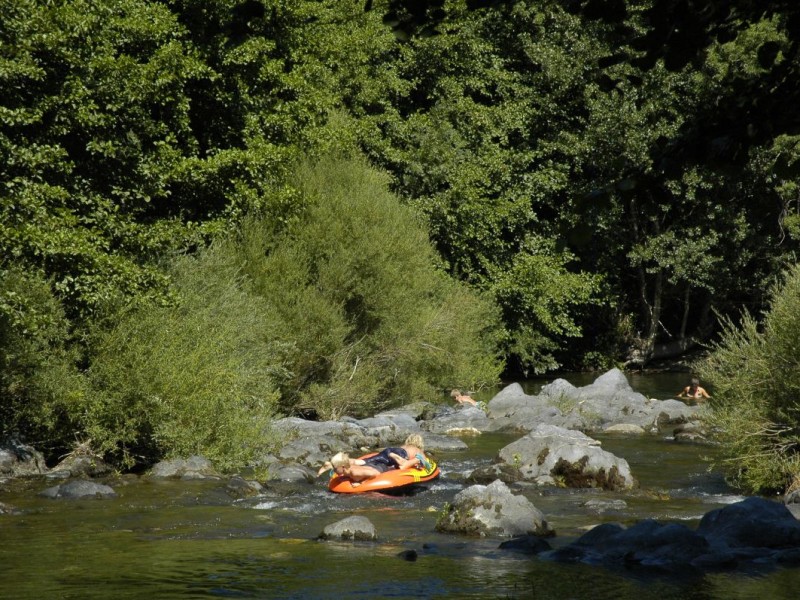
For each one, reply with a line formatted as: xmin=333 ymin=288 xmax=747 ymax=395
xmin=3 ymin=369 xmax=800 ymax=597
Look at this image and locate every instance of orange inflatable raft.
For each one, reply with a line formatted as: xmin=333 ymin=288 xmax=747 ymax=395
xmin=328 ymin=453 xmax=440 ymax=494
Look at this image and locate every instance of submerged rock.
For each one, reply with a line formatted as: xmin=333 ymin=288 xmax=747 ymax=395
xmin=226 ymin=475 xmax=263 ymax=498
xmin=498 ymin=534 xmax=553 ymax=555
xmin=545 ymin=497 xmax=800 ymax=573
xmin=39 ymin=479 xmax=117 ymax=499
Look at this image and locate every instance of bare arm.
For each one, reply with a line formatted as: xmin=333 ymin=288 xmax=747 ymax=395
xmin=389 ymin=452 xmax=419 ymax=469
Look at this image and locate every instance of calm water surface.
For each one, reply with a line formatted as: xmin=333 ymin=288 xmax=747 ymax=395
xmin=2 ymin=373 xmax=799 ymax=599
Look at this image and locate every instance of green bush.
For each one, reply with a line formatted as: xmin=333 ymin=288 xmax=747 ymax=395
xmin=85 ymin=243 xmax=283 ymax=471
xmin=238 ymin=153 xmax=503 ymax=418
xmin=700 ymin=263 xmax=800 ymax=493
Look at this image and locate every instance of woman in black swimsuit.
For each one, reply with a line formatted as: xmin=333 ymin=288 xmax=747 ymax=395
xmin=319 ymin=434 xmax=429 ymax=485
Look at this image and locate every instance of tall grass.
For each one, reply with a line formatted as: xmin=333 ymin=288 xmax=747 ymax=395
xmin=700 ymin=263 xmax=800 ymax=493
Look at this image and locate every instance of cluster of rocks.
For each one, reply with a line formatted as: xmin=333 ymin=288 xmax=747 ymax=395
xmin=4 ymin=368 xmax=799 ymax=576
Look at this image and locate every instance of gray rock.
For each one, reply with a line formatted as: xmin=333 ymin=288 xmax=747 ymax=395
xmin=484 ymin=369 xmax=699 ymax=435
xmin=603 ymin=424 xmax=647 ymax=435
xmin=583 ymin=499 xmax=629 ymax=513
xmin=0 ymin=440 xmax=47 ymax=477
xmin=422 ymin=433 xmax=470 ymax=452
xmin=697 ymin=496 xmax=800 ymax=549
xmin=436 ymin=479 xmax=554 ymax=538
xmin=466 ymin=463 xmax=524 ymax=485
xmin=423 ymin=406 xmax=492 ymax=435
xmin=547 ymin=519 xmax=709 ymax=571
xmin=673 ymin=421 xmax=710 ymax=443
xmin=39 ymin=479 xmax=117 ymax=499
xmin=266 ymin=463 xmax=317 ymax=483
xmin=497 ymin=424 xmax=636 ymax=490
xmin=498 ymin=534 xmax=553 ymax=555
xmin=50 ymin=454 xmax=114 ymax=478
xmin=319 ymin=515 xmax=377 ymax=541
xmin=545 ymin=497 xmax=800 ymax=573
xmin=226 ymin=475 xmax=264 ymax=497
xmin=0 ymin=501 xmax=21 ymax=515
xmin=149 ymin=456 xmax=221 ymax=480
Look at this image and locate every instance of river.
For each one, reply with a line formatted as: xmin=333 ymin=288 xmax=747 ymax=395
xmin=1 ymin=372 xmax=798 ymax=599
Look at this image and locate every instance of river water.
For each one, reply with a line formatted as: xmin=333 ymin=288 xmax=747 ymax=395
xmin=1 ymin=372 xmax=798 ymax=599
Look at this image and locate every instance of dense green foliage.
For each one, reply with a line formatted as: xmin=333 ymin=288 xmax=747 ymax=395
xmin=700 ymin=264 xmax=800 ymax=494
xmin=84 ymin=243 xmax=285 ymax=471
xmin=356 ymin=1 xmax=800 ymax=370
xmin=0 ymin=266 xmax=87 ymax=451
xmin=3 ymin=0 xmax=800 ymax=473
xmin=239 ymin=154 xmax=502 ymax=419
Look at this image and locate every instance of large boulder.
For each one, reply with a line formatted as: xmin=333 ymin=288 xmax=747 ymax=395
xmin=423 ymin=406 xmax=493 ymax=435
xmin=435 ymin=479 xmax=554 ymax=538
xmin=496 ymin=424 xmax=636 ymax=490
xmin=547 ymin=520 xmax=709 ymax=572
xmin=697 ymin=496 xmax=800 ymax=550
xmin=563 ymin=369 xmax=698 ymax=429
xmin=266 ymin=462 xmax=317 ymax=483
xmin=276 ymin=433 xmax=348 ymax=469
xmin=485 ymin=382 xmax=584 ymax=433
xmin=486 ymin=369 xmax=700 ymax=434
xmin=0 ymin=440 xmax=47 ymax=477
xmin=353 ymin=412 xmax=422 ymax=445
xmin=50 ymin=451 xmax=114 ymax=479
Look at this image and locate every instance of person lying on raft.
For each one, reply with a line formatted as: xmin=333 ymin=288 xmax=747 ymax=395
xmin=318 ymin=434 xmax=431 ymax=487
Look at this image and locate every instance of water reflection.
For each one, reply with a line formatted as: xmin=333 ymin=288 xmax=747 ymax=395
xmin=2 ymin=373 xmax=799 ymax=598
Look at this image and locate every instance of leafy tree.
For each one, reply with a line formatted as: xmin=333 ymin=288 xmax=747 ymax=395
xmin=353 ymin=2 xmax=606 ymax=373
xmin=1 ymin=0 xmax=203 ymax=318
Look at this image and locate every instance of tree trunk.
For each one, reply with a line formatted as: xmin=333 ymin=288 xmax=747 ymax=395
xmin=679 ymin=284 xmax=691 ymax=340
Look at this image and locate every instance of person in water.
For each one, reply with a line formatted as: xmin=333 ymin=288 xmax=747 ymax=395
xmin=677 ymin=377 xmax=711 ymax=402
xmin=450 ymin=389 xmax=478 ymax=406
xmin=318 ymin=434 xmax=430 ymax=486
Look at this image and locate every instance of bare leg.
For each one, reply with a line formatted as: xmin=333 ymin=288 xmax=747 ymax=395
xmin=346 ymin=464 xmax=382 ymax=482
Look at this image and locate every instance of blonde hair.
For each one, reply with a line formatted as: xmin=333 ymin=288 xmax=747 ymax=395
xmin=450 ymin=389 xmax=461 ymax=398
xmin=330 ymin=452 xmax=350 ymax=469
xmin=404 ymin=433 xmax=424 ymax=451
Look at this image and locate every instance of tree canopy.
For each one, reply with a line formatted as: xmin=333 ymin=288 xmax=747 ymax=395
xmin=3 ymin=0 xmax=800 ymax=470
